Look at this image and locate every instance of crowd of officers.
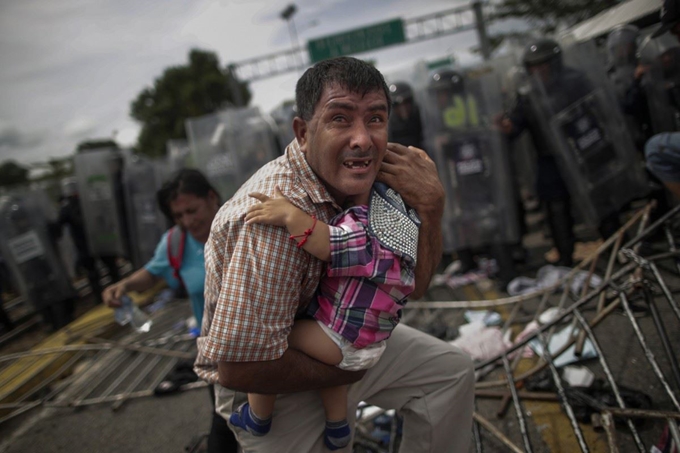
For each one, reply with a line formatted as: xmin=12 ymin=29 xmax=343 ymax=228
xmin=1 ymin=20 xmax=678 ymax=333
xmin=387 ymin=26 xmax=678 ymax=286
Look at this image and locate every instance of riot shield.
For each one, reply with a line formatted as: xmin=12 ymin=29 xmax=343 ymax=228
xmin=166 ymin=139 xmax=191 ymax=173
xmin=0 ymin=193 xmax=76 ymax=312
xmin=421 ymin=66 xmax=520 ymax=253
xmin=187 ymin=107 xmax=280 ymax=201
xmin=496 ymin=57 xmax=538 ymax=200
xmin=269 ymin=100 xmax=296 ymax=153
xmin=638 ymin=33 xmax=680 ymax=134
xmin=73 ymin=147 xmax=130 ymax=258
xmin=123 ymin=155 xmax=168 ymax=268
xmin=606 ymin=25 xmax=640 ymax=102
xmin=523 ymin=41 xmax=648 ymax=227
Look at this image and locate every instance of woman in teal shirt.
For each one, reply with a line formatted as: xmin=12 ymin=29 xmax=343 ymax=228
xmin=144 ymin=220 xmax=208 ymax=327
xmin=102 ymin=168 xmax=238 ymax=453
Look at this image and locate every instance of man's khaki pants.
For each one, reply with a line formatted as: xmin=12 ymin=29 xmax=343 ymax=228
xmin=215 ymin=323 xmax=475 ymax=453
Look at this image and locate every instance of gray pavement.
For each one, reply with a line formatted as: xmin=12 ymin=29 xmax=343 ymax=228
xmin=0 ymin=385 xmax=212 ymax=453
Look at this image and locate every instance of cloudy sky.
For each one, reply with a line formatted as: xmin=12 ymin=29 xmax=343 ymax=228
xmin=0 ymin=0 xmax=492 ymax=167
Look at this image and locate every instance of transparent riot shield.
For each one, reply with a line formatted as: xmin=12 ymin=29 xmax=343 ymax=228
xmin=606 ymin=25 xmax=640 ymax=102
xmin=0 ymin=193 xmax=76 ymax=312
xmin=123 ymin=155 xmax=168 ymax=269
xmin=73 ymin=148 xmax=130 ymax=258
xmin=496 ymin=57 xmax=538 ymax=201
xmin=166 ymin=139 xmax=191 ymax=173
xmin=421 ymin=66 xmax=520 ymax=253
xmin=638 ymin=33 xmax=680 ymax=134
xmin=187 ymin=107 xmax=281 ymax=201
xmin=523 ymin=41 xmax=648 ymax=227
xmin=269 ymin=100 xmax=296 ymax=153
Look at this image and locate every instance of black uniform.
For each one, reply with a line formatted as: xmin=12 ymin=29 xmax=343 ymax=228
xmin=506 ymin=41 xmax=623 ymax=266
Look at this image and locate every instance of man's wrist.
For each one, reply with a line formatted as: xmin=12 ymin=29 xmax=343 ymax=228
xmin=415 ymin=190 xmax=445 ymax=220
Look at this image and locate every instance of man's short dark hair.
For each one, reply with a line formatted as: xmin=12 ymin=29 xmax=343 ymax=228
xmin=295 ymin=57 xmax=391 ymax=121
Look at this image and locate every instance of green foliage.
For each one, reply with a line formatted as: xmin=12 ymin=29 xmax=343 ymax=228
xmin=130 ymin=49 xmax=251 ymax=158
xmin=39 ymin=157 xmax=73 ymax=182
xmin=492 ymin=0 xmax=620 ymax=34
xmin=0 ymin=160 xmax=29 ymax=187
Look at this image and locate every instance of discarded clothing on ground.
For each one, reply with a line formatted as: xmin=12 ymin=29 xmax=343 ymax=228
xmin=431 ymin=258 xmax=498 ymax=289
xmin=507 ymin=264 xmax=602 ymax=297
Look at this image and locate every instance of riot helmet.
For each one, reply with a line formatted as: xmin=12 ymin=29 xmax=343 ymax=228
xmin=606 ymin=25 xmax=640 ymax=68
xmin=389 ymin=82 xmax=414 ymax=105
xmin=428 ymin=69 xmax=465 ymax=111
xmin=638 ymin=33 xmax=680 ymax=79
xmin=522 ymin=38 xmax=563 ymax=76
xmin=428 ymin=69 xmax=465 ymax=93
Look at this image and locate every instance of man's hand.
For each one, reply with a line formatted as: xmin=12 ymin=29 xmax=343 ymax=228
xmin=378 ymin=143 xmax=444 ymax=298
xmin=378 ymin=143 xmax=444 ymax=217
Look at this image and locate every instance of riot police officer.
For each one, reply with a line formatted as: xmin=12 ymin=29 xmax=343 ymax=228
xmin=607 ymin=25 xmax=641 ymax=101
xmin=499 ymin=38 xmax=638 ymax=266
xmin=53 ymin=178 xmax=120 ymax=303
xmin=388 ymin=81 xmax=424 ymax=150
xmin=607 ymin=25 xmax=650 ymax=150
xmin=499 ymin=39 xmax=580 ymax=266
xmin=0 ymin=194 xmax=77 ymax=330
xmin=425 ymin=68 xmax=521 ymax=283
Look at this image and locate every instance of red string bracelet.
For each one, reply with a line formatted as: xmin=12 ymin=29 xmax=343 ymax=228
xmin=289 ymin=215 xmax=317 ymax=248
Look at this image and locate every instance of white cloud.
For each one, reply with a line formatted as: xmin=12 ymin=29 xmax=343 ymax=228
xmin=63 ymin=117 xmax=97 ymax=139
xmin=115 ymin=126 xmax=140 ymax=148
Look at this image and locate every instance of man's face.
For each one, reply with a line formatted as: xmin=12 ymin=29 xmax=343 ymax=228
xmin=294 ymin=83 xmax=389 ymax=206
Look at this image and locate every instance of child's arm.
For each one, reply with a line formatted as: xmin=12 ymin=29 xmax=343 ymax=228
xmin=246 ymin=186 xmax=331 ymax=262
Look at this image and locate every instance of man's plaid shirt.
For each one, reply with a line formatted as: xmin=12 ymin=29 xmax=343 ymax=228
xmin=195 ymin=140 xmax=341 ymax=384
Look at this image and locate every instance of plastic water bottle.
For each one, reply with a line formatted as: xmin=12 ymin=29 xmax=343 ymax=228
xmin=114 ymin=295 xmax=153 ymax=333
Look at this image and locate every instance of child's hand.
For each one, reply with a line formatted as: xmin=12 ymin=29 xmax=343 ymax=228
xmin=246 ymin=186 xmax=296 ymax=227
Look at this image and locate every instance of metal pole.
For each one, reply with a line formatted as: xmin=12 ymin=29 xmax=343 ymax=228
xmin=641 ymin=284 xmax=680 ymax=390
xmin=227 ymin=65 xmax=245 ymax=108
xmin=287 ymin=18 xmax=302 ymax=68
xmin=501 ymin=354 xmax=533 ymax=452
xmin=472 ymin=1 xmax=491 ymax=60
xmin=573 ymin=309 xmax=645 ymax=451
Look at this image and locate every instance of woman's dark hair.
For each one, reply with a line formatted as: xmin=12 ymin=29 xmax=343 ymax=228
xmin=295 ymin=56 xmax=391 ymax=121
xmin=156 ymin=168 xmax=220 ymax=223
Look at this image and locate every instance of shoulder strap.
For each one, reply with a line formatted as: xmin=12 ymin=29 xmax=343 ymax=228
xmin=166 ymin=225 xmax=186 ymax=281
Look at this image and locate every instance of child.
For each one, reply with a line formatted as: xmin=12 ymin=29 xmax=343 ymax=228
xmin=229 ymin=182 xmax=420 ymax=450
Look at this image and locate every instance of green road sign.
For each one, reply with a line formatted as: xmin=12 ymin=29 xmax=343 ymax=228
xmin=308 ymin=19 xmax=406 ymax=63
xmin=427 ymin=56 xmax=456 ymax=70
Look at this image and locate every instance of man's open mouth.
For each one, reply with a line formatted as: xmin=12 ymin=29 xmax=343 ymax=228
xmin=343 ymin=159 xmax=372 ymax=169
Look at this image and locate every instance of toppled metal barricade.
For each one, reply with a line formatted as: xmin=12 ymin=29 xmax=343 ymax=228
xmin=0 ymin=299 xmax=199 ymax=425
xmin=400 ymin=202 xmax=680 ymax=452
